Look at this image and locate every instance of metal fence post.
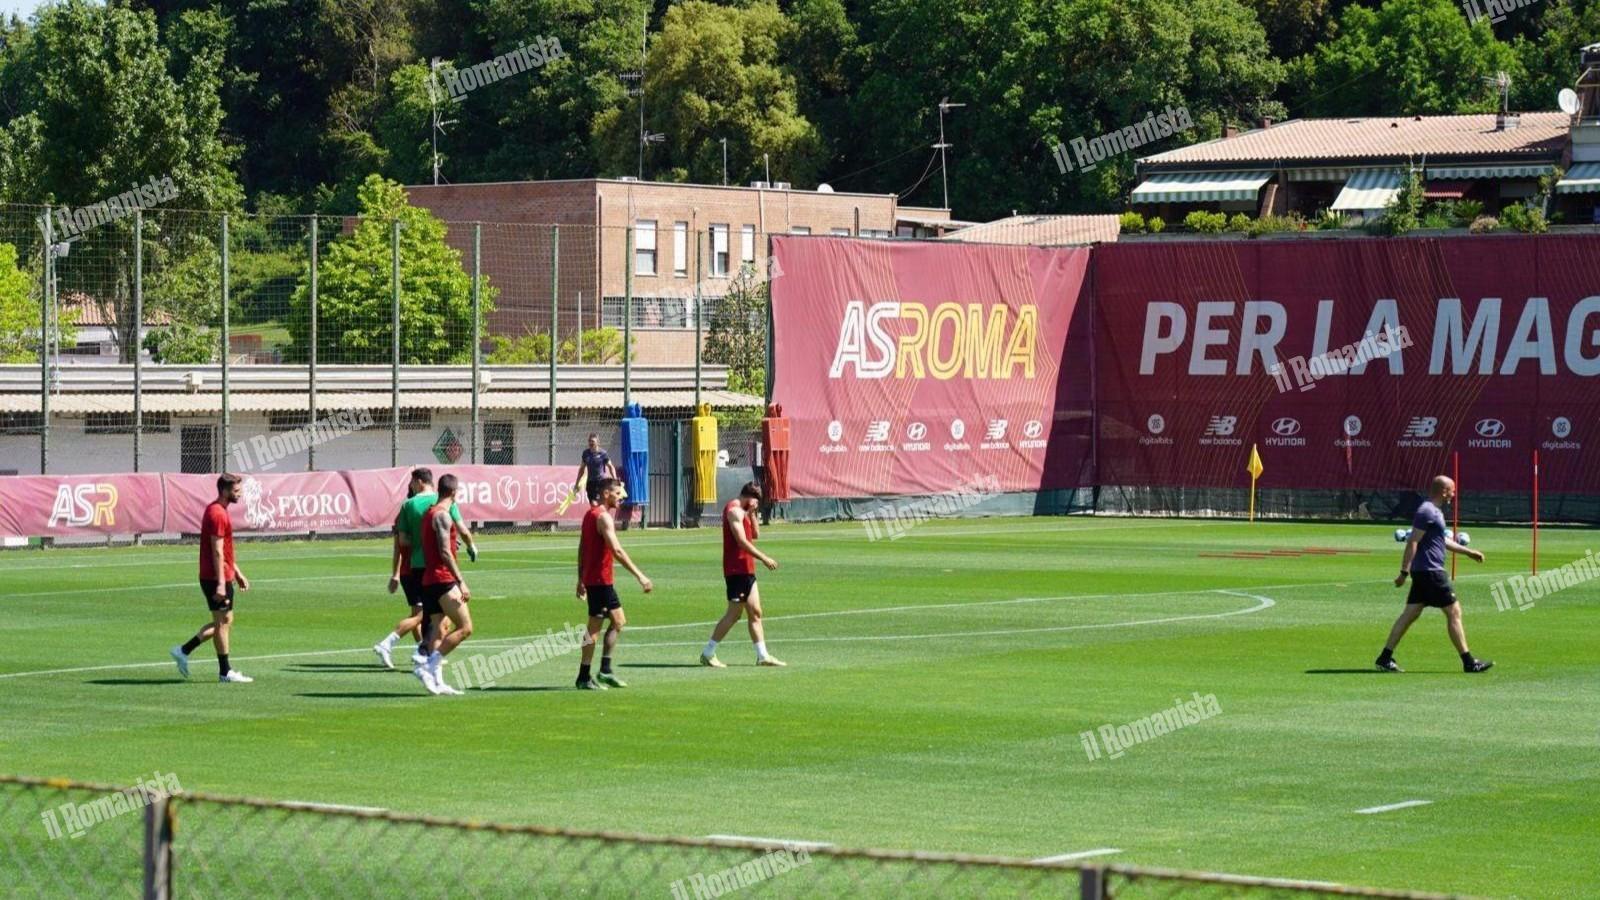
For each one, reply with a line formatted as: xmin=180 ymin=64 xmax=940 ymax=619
xmin=39 ymin=212 xmax=51 ymax=476
xmin=133 ymin=210 xmax=143 ymax=473
xmin=623 ymin=226 xmax=633 ymax=407
xmin=220 ymin=214 xmax=230 ymax=469
xmin=471 ymin=223 xmax=481 ymax=465
xmin=694 ymin=229 xmax=702 ymax=408
xmin=549 ymin=225 xmax=559 ymax=465
xmin=672 ymin=419 xmax=683 ymax=529
xmin=141 ymin=796 xmax=172 ymax=900
xmin=390 ymin=220 xmax=401 ymax=467
xmin=1079 ymin=865 xmax=1105 ymax=900
xmin=308 ymin=216 xmax=319 ymax=471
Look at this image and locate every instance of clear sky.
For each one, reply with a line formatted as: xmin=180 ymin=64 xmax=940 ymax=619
xmin=0 ymin=0 xmax=40 ymax=20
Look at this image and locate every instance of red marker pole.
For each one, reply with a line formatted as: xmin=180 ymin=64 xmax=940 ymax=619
xmin=1451 ymin=451 xmax=1460 ymax=579
xmin=1532 ymin=450 xmax=1540 ymax=576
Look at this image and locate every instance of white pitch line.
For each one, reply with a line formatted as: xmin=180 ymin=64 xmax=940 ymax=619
xmin=1355 ymin=800 xmax=1432 ymax=815
xmin=281 ymin=801 xmax=388 ymax=814
xmin=704 ymin=834 xmax=833 ymax=850
xmin=1034 ymin=848 xmax=1122 ymax=863
xmin=0 ymin=587 xmax=1279 ymax=681
xmin=5 ymin=563 xmax=573 ymax=600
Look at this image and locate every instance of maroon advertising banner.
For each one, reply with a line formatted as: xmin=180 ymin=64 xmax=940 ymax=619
xmin=1093 ymin=235 xmax=1600 ymax=492
xmin=345 ymin=465 xmax=584 ymax=527
xmin=0 ymin=466 xmax=587 ymax=540
xmin=0 ymin=473 xmax=167 ymax=538
xmin=770 ymin=236 xmax=1094 ymax=496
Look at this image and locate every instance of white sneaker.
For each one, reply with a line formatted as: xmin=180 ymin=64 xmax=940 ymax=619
xmin=413 ymin=666 xmax=442 ymax=694
xmin=373 ymin=642 xmax=394 ymax=670
xmin=435 ymin=680 xmax=464 ymax=696
xmin=410 ymin=650 xmax=427 ymax=667
xmin=219 ymin=670 xmax=254 ymax=683
xmin=170 ymin=646 xmax=190 ymax=679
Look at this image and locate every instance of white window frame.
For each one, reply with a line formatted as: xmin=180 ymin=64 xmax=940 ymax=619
xmin=673 ymin=221 xmax=688 ymax=276
xmin=710 ymin=224 xmax=730 ymax=277
xmin=740 ymin=225 xmax=756 ymax=265
xmin=830 ymin=227 xmax=851 ymax=236
xmin=634 ymin=219 xmax=657 ymax=276
xmin=790 ymin=226 xmax=811 ymax=235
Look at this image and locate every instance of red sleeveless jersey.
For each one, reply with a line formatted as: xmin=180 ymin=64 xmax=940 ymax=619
xmin=421 ymin=504 xmax=458 ymax=585
xmin=578 ymin=505 xmax=614 ymax=585
xmin=722 ymin=500 xmax=757 ymax=575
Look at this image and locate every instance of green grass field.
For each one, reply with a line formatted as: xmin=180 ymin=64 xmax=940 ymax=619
xmin=2 ymin=516 xmax=1596 ymax=898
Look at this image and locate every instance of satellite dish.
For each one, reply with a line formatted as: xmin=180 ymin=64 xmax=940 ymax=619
xmin=816 ymin=183 xmax=834 ymax=193
xmin=1559 ymin=88 xmax=1580 ymax=115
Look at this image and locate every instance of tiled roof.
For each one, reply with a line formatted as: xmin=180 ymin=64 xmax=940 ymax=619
xmin=941 ymin=215 xmax=1120 ymax=245
xmin=1140 ymin=113 xmax=1570 ymax=167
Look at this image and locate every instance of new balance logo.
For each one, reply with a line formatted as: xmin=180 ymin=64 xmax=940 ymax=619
xmin=864 ymin=421 xmax=890 ymax=443
xmin=1404 ymin=417 xmax=1438 ymax=439
xmin=1204 ymin=416 xmax=1237 ymax=437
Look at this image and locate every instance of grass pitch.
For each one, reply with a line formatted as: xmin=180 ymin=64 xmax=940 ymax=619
xmin=1 ymin=516 xmax=1596 ymax=897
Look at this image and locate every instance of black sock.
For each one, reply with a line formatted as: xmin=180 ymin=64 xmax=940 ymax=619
xmin=181 ymin=637 xmax=203 ymax=655
xmin=218 ymin=653 xmax=230 ymax=677
xmin=578 ymin=663 xmax=592 ymax=682
xmin=1377 ymin=647 xmax=1394 ymax=663
xmin=1460 ymin=651 xmax=1475 ymax=664
xmin=600 ymin=656 xmax=613 ymax=675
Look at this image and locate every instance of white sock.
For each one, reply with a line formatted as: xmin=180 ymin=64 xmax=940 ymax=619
xmin=703 ymin=639 xmax=718 ymax=657
xmin=427 ymin=651 xmax=443 ymax=674
xmin=755 ymin=641 xmax=769 ymax=660
xmin=378 ymin=633 xmax=397 ymax=650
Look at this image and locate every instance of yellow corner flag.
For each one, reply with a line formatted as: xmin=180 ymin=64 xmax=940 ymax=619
xmin=1246 ymin=444 xmax=1264 ymax=522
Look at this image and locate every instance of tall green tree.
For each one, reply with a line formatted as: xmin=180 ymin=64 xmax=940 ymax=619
xmin=0 ymin=241 xmax=37 ymax=363
xmin=1287 ymin=0 xmax=1520 ymax=116
xmin=704 ymin=263 xmax=769 ymax=398
xmin=0 ymin=0 xmax=240 ymax=360
xmin=594 ymin=0 xmax=823 ymax=184
xmin=286 ymin=175 xmax=493 ymax=364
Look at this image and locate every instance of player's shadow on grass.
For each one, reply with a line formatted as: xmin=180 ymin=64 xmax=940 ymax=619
xmin=620 ymin=663 xmax=702 ymax=669
xmin=86 ymin=678 xmax=185 ymax=685
xmin=284 ymin=664 xmax=391 ymax=673
xmin=296 ymin=691 xmax=420 ymax=699
xmin=476 ymin=686 xmax=563 ymax=692
xmin=1304 ymin=669 xmax=1453 ymax=675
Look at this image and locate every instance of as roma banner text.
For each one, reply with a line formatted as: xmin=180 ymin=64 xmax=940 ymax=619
xmin=770 ymin=236 xmax=1093 ymax=496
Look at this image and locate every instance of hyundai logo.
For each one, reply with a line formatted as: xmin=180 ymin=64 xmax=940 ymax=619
xmin=1271 ymin=417 xmax=1301 ymax=436
xmin=1475 ymin=418 xmax=1506 ymax=438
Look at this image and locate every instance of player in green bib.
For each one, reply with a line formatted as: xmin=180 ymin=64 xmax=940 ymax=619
xmin=373 ymin=468 xmax=479 ymax=669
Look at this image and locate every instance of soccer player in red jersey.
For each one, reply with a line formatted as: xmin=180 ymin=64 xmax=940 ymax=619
xmin=575 ymin=478 xmax=652 ymax=690
xmin=700 ymin=481 xmax=783 ymax=668
xmin=170 ymin=474 xmax=254 ymax=683
xmin=415 ymin=474 xmax=472 ymax=696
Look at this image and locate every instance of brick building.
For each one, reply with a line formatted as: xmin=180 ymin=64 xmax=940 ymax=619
xmin=406 ymin=179 xmax=954 ymax=364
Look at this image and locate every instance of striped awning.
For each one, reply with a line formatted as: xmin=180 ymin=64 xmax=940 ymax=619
xmin=1556 ymin=162 xmax=1600 ymax=194
xmin=1330 ymin=169 xmax=1404 ymax=212
xmin=1130 ymin=171 xmax=1271 ymax=204
xmin=1426 ymin=163 xmax=1553 ymax=179
xmin=1285 ymin=168 xmax=1353 ymax=182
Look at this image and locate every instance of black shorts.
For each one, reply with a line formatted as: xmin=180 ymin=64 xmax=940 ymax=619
xmin=421 ymin=580 xmax=458 ymax=617
xmin=401 ymin=571 xmax=425 ymax=607
xmin=585 ymin=584 xmax=621 ymax=618
xmin=1407 ymin=569 xmax=1458 ymax=608
xmin=200 ymin=579 xmax=235 ymax=612
xmin=585 ymin=481 xmax=602 ymax=504
xmin=724 ymin=574 xmax=757 ymax=602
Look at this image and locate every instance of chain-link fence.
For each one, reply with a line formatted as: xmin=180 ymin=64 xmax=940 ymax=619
xmin=0 ymin=776 xmax=1463 ymax=900
xmin=0 ymin=201 xmax=776 ymax=482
